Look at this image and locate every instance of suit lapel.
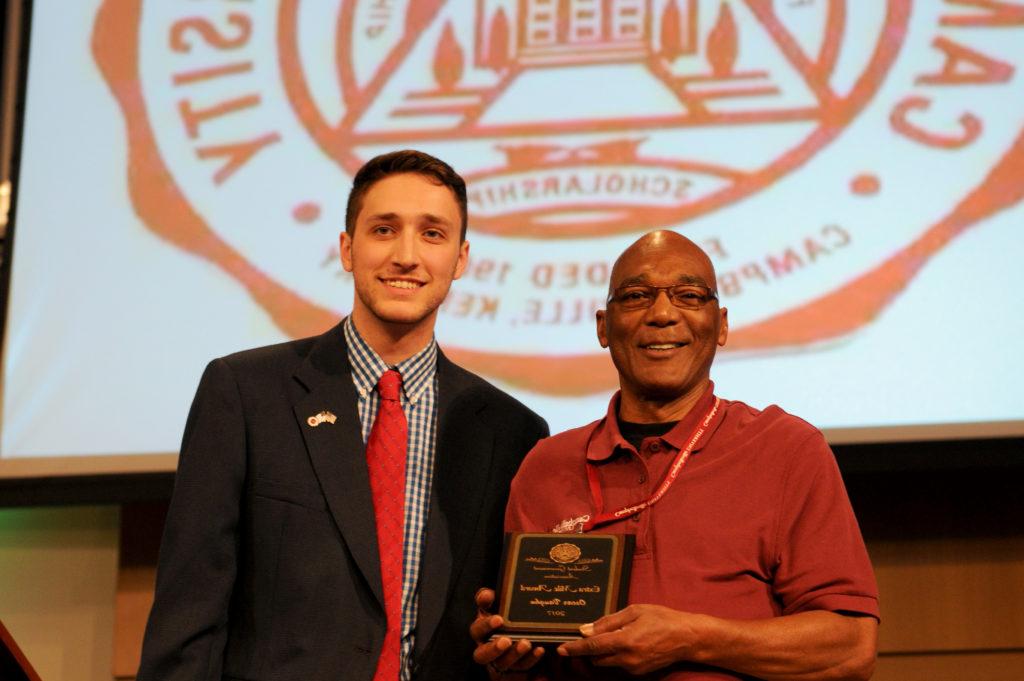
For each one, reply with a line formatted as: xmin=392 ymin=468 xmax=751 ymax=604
xmin=415 ymin=353 xmax=496 ymax=656
xmin=292 ymin=331 xmax=498 ymax=647
xmin=293 ymin=323 xmax=383 ymax=607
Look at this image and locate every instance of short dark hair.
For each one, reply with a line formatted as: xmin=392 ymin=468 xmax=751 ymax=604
xmin=345 ymin=149 xmax=468 ymax=240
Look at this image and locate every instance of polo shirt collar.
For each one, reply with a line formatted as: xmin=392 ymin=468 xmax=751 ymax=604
xmin=343 ymin=316 xmax=438 ymax=404
xmin=586 ymin=381 xmax=722 ymax=462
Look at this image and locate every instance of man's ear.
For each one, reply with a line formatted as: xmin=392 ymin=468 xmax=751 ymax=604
xmin=596 ymin=309 xmax=609 ymax=348
xmin=453 ymin=239 xmax=469 ymax=280
xmin=340 ymin=231 xmax=354 ymax=273
xmin=717 ymin=307 xmax=729 ymax=347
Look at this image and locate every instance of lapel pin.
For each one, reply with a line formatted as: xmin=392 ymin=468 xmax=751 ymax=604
xmin=307 ymin=410 xmax=338 ymax=427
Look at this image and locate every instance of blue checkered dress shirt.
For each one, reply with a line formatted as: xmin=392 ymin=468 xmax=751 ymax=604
xmin=344 ymin=317 xmax=438 ymax=681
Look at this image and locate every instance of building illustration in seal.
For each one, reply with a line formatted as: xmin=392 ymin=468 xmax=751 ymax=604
xmin=351 ymin=0 xmax=808 ymax=135
xmin=485 ymin=0 xmax=676 ymax=66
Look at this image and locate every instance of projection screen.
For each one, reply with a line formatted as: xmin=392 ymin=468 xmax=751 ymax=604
xmin=3 ymin=0 xmax=1024 ymax=477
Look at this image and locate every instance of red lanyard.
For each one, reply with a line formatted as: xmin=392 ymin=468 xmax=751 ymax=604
xmin=582 ymin=397 xmax=720 ymax=532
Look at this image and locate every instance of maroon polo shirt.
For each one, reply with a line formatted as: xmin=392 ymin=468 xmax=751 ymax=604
xmin=505 ymin=383 xmax=878 ymax=680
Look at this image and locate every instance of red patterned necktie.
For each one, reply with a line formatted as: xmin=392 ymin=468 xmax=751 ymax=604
xmin=366 ymin=369 xmax=407 ymax=681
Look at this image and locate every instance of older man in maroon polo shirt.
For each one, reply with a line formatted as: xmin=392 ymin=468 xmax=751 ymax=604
xmin=471 ymin=231 xmax=879 ymax=681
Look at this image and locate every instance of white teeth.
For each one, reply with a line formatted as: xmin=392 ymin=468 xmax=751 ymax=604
xmin=645 ymin=344 xmax=679 ymax=350
xmin=384 ymin=280 xmax=419 ymax=289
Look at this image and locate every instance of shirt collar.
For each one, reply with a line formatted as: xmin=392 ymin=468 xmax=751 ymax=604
xmin=343 ymin=316 xmax=438 ymax=404
xmin=586 ymin=381 xmax=721 ymax=462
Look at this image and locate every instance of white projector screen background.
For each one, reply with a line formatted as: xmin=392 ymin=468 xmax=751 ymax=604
xmin=4 ymin=0 xmax=1024 ymax=474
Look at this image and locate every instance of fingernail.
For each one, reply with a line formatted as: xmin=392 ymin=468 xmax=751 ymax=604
xmin=580 ymin=623 xmax=594 ymax=636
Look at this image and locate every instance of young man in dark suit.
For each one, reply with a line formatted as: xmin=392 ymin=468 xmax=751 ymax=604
xmin=138 ymin=150 xmax=548 ymax=681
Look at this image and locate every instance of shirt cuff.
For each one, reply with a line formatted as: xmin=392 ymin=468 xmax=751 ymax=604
xmin=787 ymin=593 xmax=881 ymax=620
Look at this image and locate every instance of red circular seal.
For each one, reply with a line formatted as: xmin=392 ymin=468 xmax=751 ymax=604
xmin=92 ymin=0 xmax=1024 ymax=395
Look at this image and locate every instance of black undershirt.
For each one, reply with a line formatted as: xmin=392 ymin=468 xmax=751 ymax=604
xmin=616 ymin=418 xmax=678 ymax=452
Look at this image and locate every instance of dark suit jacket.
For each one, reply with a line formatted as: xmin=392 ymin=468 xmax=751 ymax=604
xmin=137 ymin=322 xmax=549 ymax=681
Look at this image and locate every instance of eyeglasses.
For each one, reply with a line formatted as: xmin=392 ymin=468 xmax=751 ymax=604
xmin=606 ymin=284 xmax=719 ymax=310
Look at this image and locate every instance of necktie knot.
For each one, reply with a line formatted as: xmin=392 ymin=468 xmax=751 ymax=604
xmin=377 ymin=369 xmax=402 ymax=402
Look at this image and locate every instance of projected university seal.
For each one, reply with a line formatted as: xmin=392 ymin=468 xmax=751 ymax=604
xmin=93 ymin=0 xmax=1024 ymax=395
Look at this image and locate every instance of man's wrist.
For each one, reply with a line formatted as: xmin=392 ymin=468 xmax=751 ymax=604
xmin=677 ymin=612 xmax=721 ymax=666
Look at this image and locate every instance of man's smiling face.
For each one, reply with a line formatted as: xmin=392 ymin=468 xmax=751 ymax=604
xmin=597 ymin=231 xmax=728 ymax=405
xmin=341 ymin=172 xmax=468 ymax=335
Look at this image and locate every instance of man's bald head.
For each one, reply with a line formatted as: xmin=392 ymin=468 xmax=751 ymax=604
xmin=608 ymin=230 xmax=718 ymax=296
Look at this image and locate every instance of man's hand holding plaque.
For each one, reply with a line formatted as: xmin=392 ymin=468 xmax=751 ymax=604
xmin=471 ymin=588 xmax=546 ymax=678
